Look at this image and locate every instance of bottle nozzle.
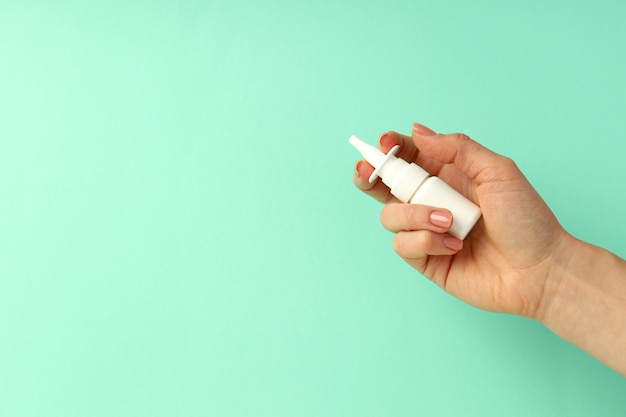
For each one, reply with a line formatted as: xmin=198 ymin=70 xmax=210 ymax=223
xmin=349 ymin=135 xmax=400 ymax=183
xmin=349 ymin=135 xmax=385 ymax=168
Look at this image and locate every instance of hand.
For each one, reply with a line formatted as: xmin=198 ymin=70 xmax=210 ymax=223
xmin=352 ymin=123 xmax=571 ymax=319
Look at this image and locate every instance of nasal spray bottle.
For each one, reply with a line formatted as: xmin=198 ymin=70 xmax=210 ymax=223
xmin=349 ymin=135 xmax=481 ymax=240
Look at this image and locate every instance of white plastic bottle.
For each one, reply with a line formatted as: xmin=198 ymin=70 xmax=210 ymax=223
xmin=349 ymin=135 xmax=481 ymax=240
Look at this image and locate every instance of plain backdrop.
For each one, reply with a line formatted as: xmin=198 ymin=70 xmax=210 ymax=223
xmin=1 ymin=1 xmax=626 ymax=416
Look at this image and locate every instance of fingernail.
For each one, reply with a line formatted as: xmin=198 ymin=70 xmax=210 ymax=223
xmin=412 ymin=122 xmax=437 ymax=136
xmin=443 ymin=236 xmax=463 ymax=251
xmin=378 ymin=132 xmax=395 ymax=151
xmin=430 ymin=210 xmax=452 ymax=228
xmin=354 ymin=161 xmax=362 ymax=178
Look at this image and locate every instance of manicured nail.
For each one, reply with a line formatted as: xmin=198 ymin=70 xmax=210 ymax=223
xmin=412 ymin=122 xmax=437 ymax=136
xmin=430 ymin=210 xmax=452 ymax=228
xmin=378 ymin=132 xmax=395 ymax=151
xmin=354 ymin=161 xmax=362 ymax=178
xmin=443 ymin=236 xmax=463 ymax=251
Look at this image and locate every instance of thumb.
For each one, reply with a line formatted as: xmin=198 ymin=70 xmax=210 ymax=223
xmin=411 ymin=123 xmax=512 ymax=185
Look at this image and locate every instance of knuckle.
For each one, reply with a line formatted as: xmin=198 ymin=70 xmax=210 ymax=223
xmin=417 ymin=231 xmax=434 ymax=249
xmin=490 ymin=156 xmax=520 ymax=179
xmin=500 ymin=156 xmax=518 ymax=170
xmin=451 ymin=132 xmax=481 ymax=153
xmin=451 ymin=132 xmax=471 ymax=142
xmin=403 ymin=205 xmax=418 ymax=228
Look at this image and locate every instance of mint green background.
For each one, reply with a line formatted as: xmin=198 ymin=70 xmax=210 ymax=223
xmin=2 ymin=1 xmax=626 ymax=416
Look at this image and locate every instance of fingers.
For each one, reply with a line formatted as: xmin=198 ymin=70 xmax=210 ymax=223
xmin=411 ymin=123 xmax=514 ymax=185
xmin=393 ymin=230 xmax=463 ymax=258
xmin=380 ymin=203 xmax=452 ymax=234
xmin=352 ymin=160 xmax=400 ymax=204
xmin=377 ymin=131 xmax=418 ymax=162
xmin=381 ymin=203 xmax=463 ymax=258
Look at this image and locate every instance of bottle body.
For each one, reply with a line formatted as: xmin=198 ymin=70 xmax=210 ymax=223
xmin=408 ymin=176 xmax=481 ymax=240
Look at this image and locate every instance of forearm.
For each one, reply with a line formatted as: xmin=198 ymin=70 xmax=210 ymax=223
xmin=539 ymin=235 xmax=626 ymax=376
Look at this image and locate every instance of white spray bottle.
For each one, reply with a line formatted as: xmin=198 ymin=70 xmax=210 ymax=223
xmin=349 ymin=135 xmax=481 ymax=240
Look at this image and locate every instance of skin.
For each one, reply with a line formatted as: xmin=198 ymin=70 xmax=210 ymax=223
xmin=352 ymin=123 xmax=626 ymax=376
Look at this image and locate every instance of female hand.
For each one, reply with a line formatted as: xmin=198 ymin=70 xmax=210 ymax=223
xmin=352 ymin=123 xmax=571 ymax=319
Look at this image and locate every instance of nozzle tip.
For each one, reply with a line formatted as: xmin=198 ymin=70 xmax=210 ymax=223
xmin=348 ymin=134 xmax=382 ymax=164
xmin=348 ymin=135 xmax=362 ymax=147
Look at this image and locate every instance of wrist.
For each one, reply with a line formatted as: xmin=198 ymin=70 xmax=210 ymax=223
xmin=534 ymin=234 xmax=615 ymax=326
xmin=535 ymin=234 xmax=626 ymax=375
xmin=533 ymin=232 xmax=581 ymax=324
